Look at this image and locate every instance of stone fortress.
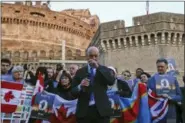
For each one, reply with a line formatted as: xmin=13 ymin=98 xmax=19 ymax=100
xmin=1 ymin=1 xmax=100 ymax=69
xmin=89 ymin=12 xmax=184 ymax=79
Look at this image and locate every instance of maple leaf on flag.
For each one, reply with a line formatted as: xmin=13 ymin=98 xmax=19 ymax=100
xmin=4 ymin=91 xmax=15 ymax=102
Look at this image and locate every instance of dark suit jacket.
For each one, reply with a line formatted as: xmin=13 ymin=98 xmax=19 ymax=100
xmin=71 ymin=65 xmax=115 ymax=118
xmin=116 ymin=79 xmax=132 ymax=98
xmin=180 ymin=87 xmax=185 ymax=123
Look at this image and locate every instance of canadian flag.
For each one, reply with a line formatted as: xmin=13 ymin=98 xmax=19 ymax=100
xmin=49 ymin=95 xmax=77 ymax=123
xmin=1 ymin=80 xmax=24 ymax=113
xmin=32 ymin=72 xmax=44 ymax=105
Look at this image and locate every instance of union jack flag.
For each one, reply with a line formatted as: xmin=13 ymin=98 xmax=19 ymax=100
xmin=148 ymin=89 xmax=169 ymax=123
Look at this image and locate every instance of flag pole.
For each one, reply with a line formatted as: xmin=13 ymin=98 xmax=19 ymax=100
xmin=62 ymin=40 xmax=66 ymax=68
xmin=146 ymin=0 xmax=149 ymax=15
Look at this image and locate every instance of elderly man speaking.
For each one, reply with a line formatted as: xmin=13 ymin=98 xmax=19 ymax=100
xmin=71 ymin=46 xmax=115 ymax=123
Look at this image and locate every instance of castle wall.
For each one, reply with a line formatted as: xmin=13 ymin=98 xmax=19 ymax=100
xmin=100 ymin=45 xmax=184 ymax=74
xmin=1 ymin=3 xmax=99 ymax=67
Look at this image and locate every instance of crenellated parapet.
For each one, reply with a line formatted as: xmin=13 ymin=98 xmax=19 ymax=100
xmin=89 ymin=12 xmax=184 ymax=52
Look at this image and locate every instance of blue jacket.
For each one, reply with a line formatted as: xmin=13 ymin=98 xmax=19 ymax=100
xmin=147 ymin=73 xmax=182 ymax=102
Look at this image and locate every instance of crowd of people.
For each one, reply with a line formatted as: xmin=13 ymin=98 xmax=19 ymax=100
xmin=1 ymin=46 xmax=185 ymax=123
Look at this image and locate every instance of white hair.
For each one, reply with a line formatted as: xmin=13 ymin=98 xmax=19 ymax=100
xmin=12 ymin=66 xmax=24 ymax=73
xmin=108 ymin=66 xmax=117 ymax=74
xmin=69 ymin=64 xmax=79 ymax=69
xmin=86 ymin=46 xmax=99 ymax=56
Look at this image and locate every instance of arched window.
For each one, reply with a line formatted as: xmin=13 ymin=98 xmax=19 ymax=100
xmin=58 ymin=50 xmax=62 ymax=57
xmin=32 ymin=51 xmax=37 ymax=57
xmin=150 ymin=34 xmax=155 ymax=45
xmin=14 ymin=51 xmax=20 ymax=57
xmin=76 ymin=49 xmax=81 ymax=56
xmin=103 ymin=40 xmax=108 ymax=49
xmin=157 ymin=32 xmax=162 ymax=43
xmin=6 ymin=51 xmax=11 ymax=58
xmin=23 ymin=51 xmax=29 ymax=60
xmin=49 ymin=50 xmax=54 ymax=59
xmin=66 ymin=50 xmax=72 ymax=57
xmin=40 ymin=50 xmax=46 ymax=57
xmin=126 ymin=37 xmax=130 ymax=47
xmin=138 ymin=36 xmax=142 ymax=46
xmin=144 ymin=35 xmax=149 ymax=45
xmin=131 ymin=36 xmax=136 ymax=47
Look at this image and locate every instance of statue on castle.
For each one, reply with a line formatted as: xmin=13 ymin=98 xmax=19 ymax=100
xmin=62 ymin=9 xmax=100 ymax=27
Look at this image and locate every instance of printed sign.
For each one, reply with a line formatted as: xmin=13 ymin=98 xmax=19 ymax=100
xmin=107 ymin=92 xmax=122 ymax=118
xmin=166 ymin=58 xmax=179 ymax=77
xmin=155 ymin=74 xmax=176 ymax=97
xmin=166 ymin=58 xmax=176 ymax=71
xmin=31 ymin=92 xmax=55 ymax=120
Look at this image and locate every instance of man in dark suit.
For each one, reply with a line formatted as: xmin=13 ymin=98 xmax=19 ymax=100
xmin=71 ymin=46 xmax=115 ymax=123
xmin=182 ymin=76 xmax=185 ymax=123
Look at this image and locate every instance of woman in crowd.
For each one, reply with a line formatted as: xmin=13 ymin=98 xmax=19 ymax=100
xmin=122 ymin=70 xmax=133 ymax=90
xmin=139 ymin=72 xmax=151 ymax=85
xmin=56 ymin=70 xmax=76 ymax=100
xmin=44 ymin=67 xmax=58 ymax=93
xmin=23 ymin=64 xmax=35 ymax=85
xmin=49 ymin=71 xmax=76 ymax=123
xmin=11 ymin=66 xmax=24 ymax=83
xmin=54 ymin=63 xmax=64 ymax=81
xmin=34 ymin=66 xmax=48 ymax=86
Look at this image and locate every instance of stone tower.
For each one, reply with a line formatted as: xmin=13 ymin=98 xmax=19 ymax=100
xmin=89 ymin=12 xmax=184 ymax=76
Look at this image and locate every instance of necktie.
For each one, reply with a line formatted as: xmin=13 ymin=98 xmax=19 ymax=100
xmin=89 ymin=68 xmax=95 ymax=103
xmin=90 ymin=68 xmax=94 ymax=82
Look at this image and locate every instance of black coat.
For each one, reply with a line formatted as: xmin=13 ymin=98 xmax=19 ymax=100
xmin=44 ymin=79 xmax=57 ymax=94
xmin=176 ymin=87 xmax=185 ymax=123
xmin=116 ymin=79 xmax=132 ymax=98
xmin=71 ymin=65 xmax=115 ymax=118
xmin=180 ymin=87 xmax=185 ymax=123
xmin=56 ymin=86 xmax=76 ymax=100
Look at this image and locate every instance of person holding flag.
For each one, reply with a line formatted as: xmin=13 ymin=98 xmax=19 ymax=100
xmin=148 ymin=58 xmax=182 ymax=123
xmin=108 ymin=66 xmax=132 ymax=98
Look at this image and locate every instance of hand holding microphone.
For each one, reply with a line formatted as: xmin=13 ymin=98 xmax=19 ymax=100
xmin=88 ymin=59 xmax=99 ymax=68
xmin=80 ymin=78 xmax=90 ymax=92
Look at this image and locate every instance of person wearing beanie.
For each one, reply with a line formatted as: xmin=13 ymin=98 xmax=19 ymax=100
xmin=108 ymin=66 xmax=132 ymax=98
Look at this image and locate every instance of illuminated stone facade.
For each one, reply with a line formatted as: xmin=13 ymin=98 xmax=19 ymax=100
xmin=1 ymin=1 xmax=99 ymax=68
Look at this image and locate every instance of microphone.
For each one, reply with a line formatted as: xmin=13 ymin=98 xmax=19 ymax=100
xmin=82 ymin=73 xmax=91 ymax=92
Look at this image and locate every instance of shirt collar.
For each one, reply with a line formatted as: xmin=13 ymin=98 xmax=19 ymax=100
xmin=87 ymin=64 xmax=96 ymax=73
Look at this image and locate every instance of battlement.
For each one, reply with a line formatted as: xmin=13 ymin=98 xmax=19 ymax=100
xmin=89 ymin=12 xmax=184 ymax=51
xmin=90 ymin=20 xmax=125 ymax=46
xmin=133 ymin=12 xmax=184 ymax=26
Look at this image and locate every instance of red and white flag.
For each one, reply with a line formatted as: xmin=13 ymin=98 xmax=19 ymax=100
xmin=49 ymin=95 xmax=77 ymax=123
xmin=33 ymin=73 xmax=44 ymax=95
xmin=1 ymin=80 xmax=24 ymax=113
xmin=32 ymin=72 xmax=44 ymax=105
